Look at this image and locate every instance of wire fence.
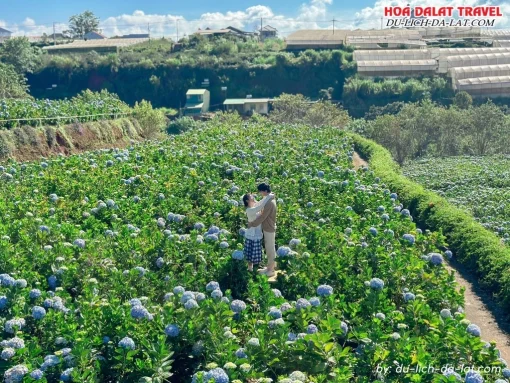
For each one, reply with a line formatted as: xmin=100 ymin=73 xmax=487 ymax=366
xmin=0 ymin=112 xmax=133 ymax=129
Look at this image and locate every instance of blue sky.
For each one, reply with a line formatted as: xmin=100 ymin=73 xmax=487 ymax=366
xmin=1 ymin=0 xmax=509 ymax=37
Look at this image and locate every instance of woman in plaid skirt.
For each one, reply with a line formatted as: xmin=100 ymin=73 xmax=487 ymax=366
xmin=242 ymin=192 xmax=275 ymax=271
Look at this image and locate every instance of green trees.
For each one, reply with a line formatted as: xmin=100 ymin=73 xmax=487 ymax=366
xmin=453 ymin=91 xmax=473 ymax=109
xmin=0 ymin=63 xmax=30 ymax=99
xmin=0 ymin=37 xmax=41 ymax=73
xmin=68 ymin=10 xmax=100 ymax=39
xmin=270 ymin=94 xmax=350 ymax=129
xmin=358 ymin=99 xmax=510 ymax=163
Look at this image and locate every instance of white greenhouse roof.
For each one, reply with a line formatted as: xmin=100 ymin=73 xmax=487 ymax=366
xmin=494 ymin=40 xmax=510 ymax=47
xmin=450 ymin=64 xmax=510 ymax=75
xmin=457 ymin=76 xmax=510 ymax=86
xmin=43 ymin=38 xmax=149 ymax=50
xmin=286 ymin=29 xmax=421 ymax=43
xmin=447 ymin=53 xmax=510 ymax=67
xmin=357 ymin=60 xmax=437 ymax=71
xmin=481 ymin=29 xmax=510 ymax=38
xmin=354 ymin=49 xmax=431 ymax=61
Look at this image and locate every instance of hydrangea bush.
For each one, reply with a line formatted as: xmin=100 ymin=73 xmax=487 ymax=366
xmin=0 ymin=115 xmax=505 ymax=382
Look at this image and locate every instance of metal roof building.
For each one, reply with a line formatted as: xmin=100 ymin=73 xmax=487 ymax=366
xmin=445 ymin=53 xmax=510 ymax=73
xmin=357 ymin=59 xmax=437 ymax=77
xmin=456 ymin=75 xmax=510 ymax=97
xmin=449 ymin=64 xmax=510 ymax=87
xmin=43 ymin=38 xmax=149 ymax=53
xmin=354 ymin=49 xmax=431 ymax=61
xmin=286 ymin=29 xmax=422 ymax=49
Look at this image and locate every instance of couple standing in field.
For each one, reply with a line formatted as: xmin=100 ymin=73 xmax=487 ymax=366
xmin=242 ymin=183 xmax=277 ymax=277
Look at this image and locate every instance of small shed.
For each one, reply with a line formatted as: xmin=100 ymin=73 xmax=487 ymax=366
xmin=184 ymin=89 xmax=210 ymax=116
xmin=224 ymin=98 xmax=271 ymax=115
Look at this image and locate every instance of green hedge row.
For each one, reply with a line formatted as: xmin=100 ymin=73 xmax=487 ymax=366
xmin=350 ymin=133 xmax=510 ymax=310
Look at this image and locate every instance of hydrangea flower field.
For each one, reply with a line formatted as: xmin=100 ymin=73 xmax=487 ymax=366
xmin=0 ymin=90 xmax=129 ymax=129
xmin=403 ymin=156 xmax=510 ymax=245
xmin=0 ymin=115 xmax=506 ymax=382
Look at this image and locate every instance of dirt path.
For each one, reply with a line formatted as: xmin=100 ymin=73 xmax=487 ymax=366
xmin=353 ymin=151 xmax=510 ymax=362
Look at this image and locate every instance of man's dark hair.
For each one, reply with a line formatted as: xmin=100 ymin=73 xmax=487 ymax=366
xmin=243 ymin=194 xmax=251 ymax=208
xmin=257 ymin=183 xmax=271 ymax=193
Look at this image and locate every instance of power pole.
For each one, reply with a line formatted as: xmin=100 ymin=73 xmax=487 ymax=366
xmin=176 ymin=19 xmax=179 ymax=42
xmin=260 ymin=17 xmax=263 ymax=32
xmin=381 ymin=17 xmax=383 ymax=29
xmin=332 ymin=18 xmax=336 ymax=34
xmin=148 ymin=23 xmax=151 ymax=41
xmin=53 ymin=22 xmax=56 ymax=45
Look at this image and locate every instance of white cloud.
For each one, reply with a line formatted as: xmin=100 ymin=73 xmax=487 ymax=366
xmin=8 ymin=0 xmax=337 ymax=38
xmin=7 ymin=0 xmax=510 ymax=39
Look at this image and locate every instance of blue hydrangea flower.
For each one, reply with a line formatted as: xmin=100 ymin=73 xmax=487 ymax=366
xmin=206 ymin=281 xmax=220 ymax=292
xmin=164 ymin=324 xmax=179 ymax=337
xmin=400 ymin=209 xmax=411 ymax=217
xmin=4 ymin=365 xmax=28 ymax=383
xmin=232 ymin=250 xmax=244 ymax=260
xmin=402 ymin=234 xmax=415 ymax=245
xmin=235 ymin=348 xmax=247 ymax=359
xmin=155 ymin=258 xmax=164 ymax=268
xmin=403 ymin=292 xmax=415 ymax=302
xmin=30 ymin=369 xmax=44 ymax=380
xmin=211 ymin=289 xmax=223 ymax=300
xmin=369 ymin=227 xmax=378 ymax=236
xmin=502 ymin=368 xmax=510 ymax=378
xmin=369 ymin=278 xmax=384 ymax=290
xmin=465 ymin=371 xmax=484 ymax=383
xmin=130 ymin=305 xmax=151 ymax=320
xmin=429 ymin=253 xmax=444 ymax=266
xmin=180 ymin=291 xmax=195 ymax=304
xmin=32 ymin=306 xmax=46 ymax=320
xmin=307 ymin=324 xmax=318 ymax=334
xmin=184 ymin=299 xmax=199 ymax=310
xmin=272 ymin=288 xmax=282 ymax=298
xmin=1 ymin=348 xmax=15 ymax=360
xmin=296 ymin=298 xmax=311 ymax=310
xmin=118 ymin=337 xmax=135 ymax=350
xmin=440 ymin=309 xmax=452 ymax=319
xmin=467 ymin=324 xmax=481 ymax=337
xmin=0 ymin=296 xmax=8 ymax=309
xmin=269 ymin=307 xmax=282 ymax=319
xmin=202 ymin=367 xmax=229 ymax=383
xmin=173 ymin=286 xmax=185 ymax=295
xmin=442 ymin=369 xmax=461 ymax=380
xmin=445 ymin=250 xmax=453 ymax=260
xmin=73 ymin=239 xmax=85 ymax=249
xmin=219 ymin=241 xmax=229 ymax=249
xmin=390 ymin=193 xmax=398 ymax=200
xmin=310 ymin=297 xmax=320 ymax=307
xmin=230 ymin=300 xmax=246 ymax=313
xmin=289 ymin=238 xmax=301 ymax=247
xmin=317 ymin=284 xmax=333 ymax=297
xmin=60 ymin=367 xmax=73 ymax=382
xmin=276 ymin=247 xmax=292 ymax=257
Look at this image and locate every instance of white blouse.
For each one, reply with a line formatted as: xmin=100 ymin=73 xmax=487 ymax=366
xmin=245 ymin=194 xmax=273 ymax=240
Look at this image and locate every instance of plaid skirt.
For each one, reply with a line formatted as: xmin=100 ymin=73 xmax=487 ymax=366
xmin=244 ymin=238 xmax=263 ymax=264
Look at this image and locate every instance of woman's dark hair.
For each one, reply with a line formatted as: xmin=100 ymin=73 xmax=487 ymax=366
xmin=243 ymin=194 xmax=251 ymax=208
xmin=257 ymin=183 xmax=271 ymax=193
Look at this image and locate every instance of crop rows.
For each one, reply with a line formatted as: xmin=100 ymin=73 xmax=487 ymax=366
xmin=403 ymin=156 xmax=510 ymax=245
xmin=0 ymin=116 xmax=506 ymax=382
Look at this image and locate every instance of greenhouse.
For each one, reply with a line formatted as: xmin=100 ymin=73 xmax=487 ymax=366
xmin=357 ymin=59 xmax=437 ymax=77
xmin=456 ymin=75 xmax=510 ymax=97
xmin=449 ymin=64 xmax=510 ymax=87
xmin=346 ymin=37 xmax=426 ymax=49
xmin=494 ymin=40 xmax=510 ymax=47
xmin=286 ymin=29 xmax=421 ymax=49
xmin=353 ymin=49 xmax=431 ymax=61
xmin=480 ymin=29 xmax=510 ymax=39
xmin=444 ymin=53 xmax=510 ymax=73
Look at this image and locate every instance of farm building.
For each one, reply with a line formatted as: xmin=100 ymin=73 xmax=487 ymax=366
xmin=456 ymin=76 xmax=510 ymax=97
xmin=259 ymin=25 xmax=278 ymax=41
xmin=286 ymin=29 xmax=422 ymax=50
xmin=184 ymin=89 xmax=210 ymax=116
xmin=121 ymin=33 xmax=150 ymax=39
xmin=0 ymin=27 xmax=12 ymax=43
xmin=194 ymin=27 xmax=254 ymax=38
xmin=449 ymin=64 xmax=510 ymax=89
xmin=357 ymin=59 xmax=437 ymax=77
xmin=42 ymin=38 xmax=149 ymax=54
xmin=84 ymin=31 xmax=107 ymax=40
xmin=223 ymin=98 xmax=271 ymax=115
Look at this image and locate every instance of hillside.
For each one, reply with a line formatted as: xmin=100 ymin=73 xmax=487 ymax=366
xmin=0 ymin=116 xmax=505 ymax=382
